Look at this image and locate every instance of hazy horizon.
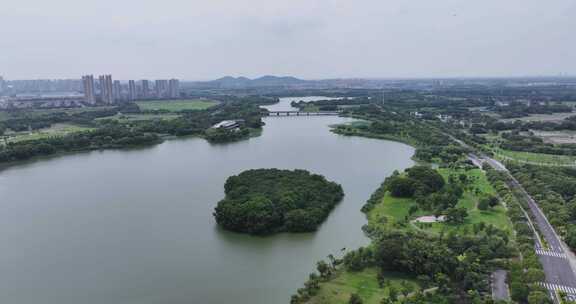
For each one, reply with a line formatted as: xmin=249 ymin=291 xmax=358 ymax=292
xmin=2 ymin=0 xmax=576 ymax=80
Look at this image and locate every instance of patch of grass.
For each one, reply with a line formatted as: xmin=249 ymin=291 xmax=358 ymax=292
xmin=307 ymin=268 xmax=419 ymax=304
xmin=30 ymin=107 xmax=116 ymax=115
xmin=494 ymin=148 xmax=576 ymax=166
xmin=425 ymin=168 xmax=511 ymax=234
xmin=368 ymin=193 xmax=416 ymax=230
xmin=97 ymin=113 xmax=180 ymax=122
xmin=136 ymin=99 xmax=218 ymax=112
xmin=5 ymin=123 xmax=93 ymax=143
xmin=0 ymin=107 xmax=116 ymax=122
xmin=500 ymin=112 xmax=575 ymax=123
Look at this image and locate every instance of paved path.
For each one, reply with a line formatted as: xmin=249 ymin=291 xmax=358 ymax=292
xmin=492 ymin=270 xmax=510 ymax=301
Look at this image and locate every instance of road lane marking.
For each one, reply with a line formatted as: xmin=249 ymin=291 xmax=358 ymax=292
xmin=541 ymin=282 xmax=576 ymax=294
xmin=536 ymin=249 xmax=566 ymax=259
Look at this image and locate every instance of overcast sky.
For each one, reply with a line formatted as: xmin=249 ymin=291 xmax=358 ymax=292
xmin=1 ymin=0 xmax=575 ymax=80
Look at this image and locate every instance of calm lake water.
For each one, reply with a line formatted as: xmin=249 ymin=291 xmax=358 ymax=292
xmin=0 ymin=97 xmax=414 ymax=304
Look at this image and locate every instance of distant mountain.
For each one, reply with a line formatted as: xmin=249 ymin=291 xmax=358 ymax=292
xmin=205 ymin=75 xmax=307 ymax=88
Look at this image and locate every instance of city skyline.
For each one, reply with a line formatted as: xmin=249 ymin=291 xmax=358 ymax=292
xmin=81 ymin=74 xmax=179 ymax=103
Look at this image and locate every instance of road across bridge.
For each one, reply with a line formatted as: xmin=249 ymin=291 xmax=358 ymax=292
xmin=263 ymin=110 xmax=341 ymax=116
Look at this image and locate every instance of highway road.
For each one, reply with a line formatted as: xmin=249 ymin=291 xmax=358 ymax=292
xmin=450 ymin=135 xmax=576 ymax=302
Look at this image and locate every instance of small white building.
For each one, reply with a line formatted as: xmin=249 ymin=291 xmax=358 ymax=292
xmin=212 ymin=120 xmax=240 ymax=130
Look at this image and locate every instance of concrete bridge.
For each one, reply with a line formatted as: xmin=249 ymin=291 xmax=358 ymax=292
xmin=263 ymin=110 xmax=342 ymax=117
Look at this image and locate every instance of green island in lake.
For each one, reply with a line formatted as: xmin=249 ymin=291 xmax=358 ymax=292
xmin=213 ymin=168 xmax=344 ymax=235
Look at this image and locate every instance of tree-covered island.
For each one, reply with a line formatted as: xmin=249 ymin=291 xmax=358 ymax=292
xmin=213 ymin=169 xmax=344 ymax=235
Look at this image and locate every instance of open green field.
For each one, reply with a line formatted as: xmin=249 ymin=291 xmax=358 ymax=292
xmin=500 ymin=112 xmax=575 ymax=123
xmin=306 ymin=268 xmax=419 ymax=304
xmin=136 ymin=99 xmax=218 ymax=112
xmin=368 ymin=168 xmax=512 ymax=234
xmin=0 ymin=107 xmax=116 ymax=122
xmin=494 ymin=148 xmax=576 ymax=166
xmin=368 ymin=193 xmax=416 ymax=230
xmin=4 ymin=123 xmax=93 ymax=143
xmin=97 ymin=113 xmax=180 ymax=122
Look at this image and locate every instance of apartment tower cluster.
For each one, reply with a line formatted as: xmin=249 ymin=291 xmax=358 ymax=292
xmin=82 ymin=74 xmax=179 ymax=105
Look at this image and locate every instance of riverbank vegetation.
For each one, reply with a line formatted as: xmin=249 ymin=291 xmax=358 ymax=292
xmin=0 ymin=97 xmax=269 ymax=164
xmin=293 ymin=161 xmax=520 ymax=304
xmin=213 ymin=169 xmax=344 ymax=234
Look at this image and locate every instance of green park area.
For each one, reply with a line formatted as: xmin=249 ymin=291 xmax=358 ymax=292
xmin=307 ymin=268 xmax=420 ymax=304
xmin=4 ymin=123 xmax=93 ymax=144
xmin=136 ymin=99 xmax=218 ymax=112
xmin=493 ymin=148 xmax=576 ymax=166
xmin=367 ymin=168 xmax=512 ymax=235
xmin=96 ymin=113 xmax=180 ymax=122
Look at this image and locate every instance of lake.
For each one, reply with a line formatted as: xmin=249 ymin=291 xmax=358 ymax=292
xmin=0 ymin=97 xmax=414 ymax=304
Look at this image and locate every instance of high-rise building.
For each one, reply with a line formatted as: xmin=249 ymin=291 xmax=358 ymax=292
xmin=155 ymin=79 xmax=168 ymax=98
xmin=113 ymin=80 xmax=122 ymax=102
xmin=141 ymin=80 xmax=150 ymax=98
xmin=128 ymin=80 xmax=137 ymax=101
xmin=168 ymin=79 xmax=180 ymax=99
xmin=99 ymin=75 xmax=114 ymax=104
xmin=82 ymin=75 xmax=96 ymax=104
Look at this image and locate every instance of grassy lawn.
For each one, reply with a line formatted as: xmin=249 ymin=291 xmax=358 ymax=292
xmin=5 ymin=123 xmax=93 ymax=143
xmin=307 ymin=268 xmax=419 ymax=304
xmin=96 ymin=113 xmax=180 ymax=122
xmin=493 ymin=148 xmax=576 ymax=166
xmin=368 ymin=193 xmax=416 ymax=230
xmin=136 ymin=99 xmax=218 ymax=112
xmin=368 ymin=168 xmax=512 ymax=234
xmin=0 ymin=107 xmax=116 ymax=121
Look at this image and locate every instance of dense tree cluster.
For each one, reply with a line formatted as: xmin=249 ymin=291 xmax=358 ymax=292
xmin=499 ymin=131 xmax=576 ymax=156
xmin=507 ymin=163 xmax=576 ymax=250
xmin=485 ymin=168 xmax=550 ymax=303
xmin=329 ymin=227 xmax=512 ymax=303
xmin=494 ymin=101 xmax=572 ymax=119
xmin=213 ymin=169 xmax=344 ymax=234
xmin=204 ymin=128 xmax=250 ymax=143
xmin=0 ymin=125 xmax=160 ymax=163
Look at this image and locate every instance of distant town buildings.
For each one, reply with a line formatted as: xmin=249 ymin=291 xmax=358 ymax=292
xmin=155 ymin=80 xmax=168 ymax=98
xmin=98 ymin=75 xmax=114 ymax=104
xmin=128 ymin=80 xmax=137 ymax=101
xmin=0 ymin=74 xmax=182 ymax=109
xmin=169 ymin=79 xmax=180 ymax=99
xmin=141 ymin=80 xmax=150 ymax=98
xmin=113 ymin=80 xmax=122 ymax=102
xmin=0 ymin=76 xmax=6 ymax=95
xmin=81 ymin=75 xmax=180 ymax=103
xmin=82 ymin=75 xmax=96 ymax=104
